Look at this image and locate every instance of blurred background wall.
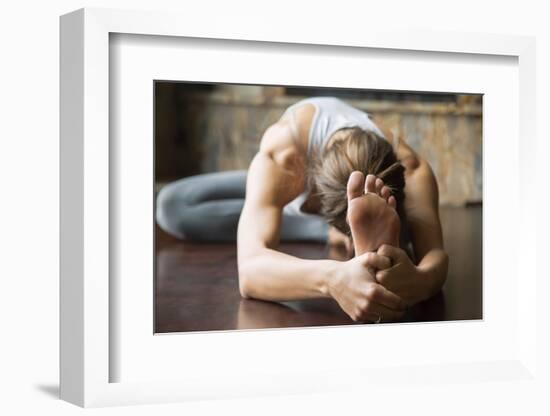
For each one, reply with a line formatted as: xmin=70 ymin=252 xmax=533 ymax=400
xmin=155 ymin=83 xmax=482 ymax=206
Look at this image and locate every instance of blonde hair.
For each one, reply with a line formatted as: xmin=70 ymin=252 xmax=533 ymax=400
xmin=309 ymin=127 xmax=405 ymax=236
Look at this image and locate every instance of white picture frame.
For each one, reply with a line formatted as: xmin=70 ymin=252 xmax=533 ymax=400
xmin=60 ymin=7 xmax=539 ymax=408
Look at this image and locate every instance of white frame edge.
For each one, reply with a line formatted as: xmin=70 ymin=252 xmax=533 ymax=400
xmin=60 ymin=9 xmax=85 ymax=406
xmin=60 ymin=7 xmax=537 ymax=408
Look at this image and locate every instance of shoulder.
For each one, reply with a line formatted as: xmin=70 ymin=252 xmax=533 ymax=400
xmin=248 ymin=120 xmax=307 ymax=205
xmin=375 ymin=123 xmax=421 ymax=173
xmin=278 ymin=102 xmax=316 ymax=152
xmin=391 ymin=136 xmax=421 ymax=173
xmin=291 ymin=101 xmax=316 ymax=122
xmin=397 ymin=141 xmax=433 ymax=181
xmin=391 ymin=136 xmax=437 ymax=188
xmin=403 ymin=154 xmax=439 ymax=208
xmin=259 ymin=120 xmax=305 ymax=172
xmin=261 ymin=101 xmax=317 ymax=159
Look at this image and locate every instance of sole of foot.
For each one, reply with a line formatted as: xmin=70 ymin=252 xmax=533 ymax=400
xmin=346 ymin=171 xmax=400 ymax=255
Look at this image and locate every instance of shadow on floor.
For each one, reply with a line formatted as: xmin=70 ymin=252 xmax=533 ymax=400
xmin=35 ymin=384 xmax=59 ymax=399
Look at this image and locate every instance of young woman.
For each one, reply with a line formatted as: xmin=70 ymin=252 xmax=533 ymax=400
xmin=156 ymin=97 xmax=448 ymax=323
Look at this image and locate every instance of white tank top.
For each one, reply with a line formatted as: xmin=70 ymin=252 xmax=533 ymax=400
xmin=281 ymin=97 xmax=385 ymax=218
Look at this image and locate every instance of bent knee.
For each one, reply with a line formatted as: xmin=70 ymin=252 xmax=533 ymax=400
xmin=155 ymin=184 xmax=188 ymax=239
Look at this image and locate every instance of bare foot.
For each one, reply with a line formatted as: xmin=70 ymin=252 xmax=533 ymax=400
xmin=346 ymin=172 xmax=400 ymax=255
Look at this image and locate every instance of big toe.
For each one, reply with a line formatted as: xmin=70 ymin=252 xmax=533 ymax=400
xmin=347 ymin=171 xmax=365 ymax=201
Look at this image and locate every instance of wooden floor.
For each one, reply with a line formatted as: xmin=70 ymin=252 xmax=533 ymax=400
xmin=155 ymin=206 xmax=482 ymax=333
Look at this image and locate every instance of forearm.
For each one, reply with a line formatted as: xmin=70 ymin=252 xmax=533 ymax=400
xmin=415 ymin=248 xmax=449 ymax=302
xmin=238 ymin=248 xmax=339 ymax=301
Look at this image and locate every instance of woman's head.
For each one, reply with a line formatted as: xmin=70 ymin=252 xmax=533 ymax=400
xmin=310 ymin=127 xmax=405 ymax=236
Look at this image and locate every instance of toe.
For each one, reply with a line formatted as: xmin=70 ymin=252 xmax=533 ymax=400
xmin=347 ymin=171 xmax=365 ymax=200
xmin=388 ymin=195 xmax=397 ymax=209
xmin=381 ymin=186 xmax=391 ymax=201
xmin=375 ymin=178 xmax=384 ymax=195
xmin=365 ymin=174 xmax=377 ymax=193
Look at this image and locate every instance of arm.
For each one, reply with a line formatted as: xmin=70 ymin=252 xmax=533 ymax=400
xmin=237 ymin=122 xmax=335 ymax=301
xmin=237 ymin=122 xmax=406 ymax=321
xmin=374 ymin=158 xmax=449 ymax=305
xmin=405 ymin=158 xmax=449 ymax=299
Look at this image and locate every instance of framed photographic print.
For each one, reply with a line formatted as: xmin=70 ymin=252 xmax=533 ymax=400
xmin=152 ymin=80 xmax=483 ymax=334
xmin=60 ymin=7 xmax=539 ymax=408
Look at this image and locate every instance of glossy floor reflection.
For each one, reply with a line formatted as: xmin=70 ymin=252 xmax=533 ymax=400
xmin=155 ymin=206 xmax=482 ymax=332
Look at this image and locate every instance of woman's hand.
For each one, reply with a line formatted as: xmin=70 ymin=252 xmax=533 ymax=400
xmin=328 ymin=252 xmax=407 ymax=322
xmin=372 ymin=244 xmax=428 ymax=306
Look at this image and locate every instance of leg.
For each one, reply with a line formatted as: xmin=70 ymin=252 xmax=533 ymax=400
xmin=156 ymin=170 xmax=329 ymax=243
xmin=279 ymin=213 xmax=329 ymax=243
xmin=156 ymin=170 xmax=248 ymax=241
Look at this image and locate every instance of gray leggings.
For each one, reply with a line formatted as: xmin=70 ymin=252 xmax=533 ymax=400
xmin=156 ymin=170 xmax=329 ymax=243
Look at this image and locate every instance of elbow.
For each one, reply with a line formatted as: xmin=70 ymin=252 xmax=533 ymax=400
xmin=437 ymin=249 xmax=450 ymax=288
xmin=442 ymin=249 xmax=449 ymax=276
xmin=237 ymin=247 xmax=269 ymax=299
xmin=423 ymin=249 xmax=449 ymax=298
xmin=237 ymin=259 xmax=254 ymax=299
xmin=238 ymin=277 xmax=251 ymax=299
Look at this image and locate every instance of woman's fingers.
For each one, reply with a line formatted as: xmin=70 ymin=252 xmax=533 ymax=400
xmin=377 ymin=244 xmax=404 ymax=263
xmin=362 ymin=252 xmax=392 ymax=270
xmin=356 ymin=297 xmax=406 ymax=323
xmin=365 ymin=283 xmax=406 ymax=311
